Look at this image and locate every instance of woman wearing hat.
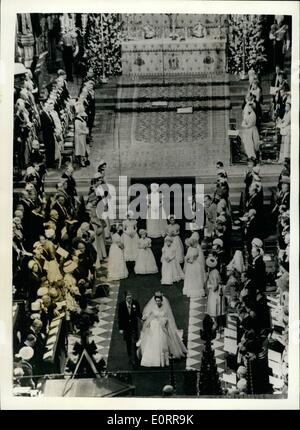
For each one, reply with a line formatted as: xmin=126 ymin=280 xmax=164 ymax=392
xmin=241 ymin=102 xmax=260 ymax=161
xmin=122 ymin=211 xmax=139 ymax=263
xmin=166 ymin=215 xmax=184 ymax=264
xmin=206 ymin=255 xmax=226 ymax=329
xmin=74 ymin=109 xmax=90 ymax=167
xmin=161 ymin=236 xmax=184 ymax=286
xmin=134 ymin=229 xmax=158 ymax=275
xmin=183 ymin=237 xmax=206 ymax=298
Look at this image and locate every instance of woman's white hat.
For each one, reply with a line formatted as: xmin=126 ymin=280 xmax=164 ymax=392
xmin=16 ymin=346 xmax=34 ymax=361
xmin=63 ymin=260 xmax=78 ymax=274
xmin=206 ymin=256 xmax=218 ymax=269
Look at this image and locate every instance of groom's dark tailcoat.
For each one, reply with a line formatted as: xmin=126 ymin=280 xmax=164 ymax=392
xmin=118 ymin=299 xmax=142 ymax=365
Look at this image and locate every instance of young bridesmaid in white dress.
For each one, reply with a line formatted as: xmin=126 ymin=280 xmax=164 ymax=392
xmin=166 ymin=215 xmax=184 ymax=264
xmin=107 ymin=225 xmax=128 ymax=281
xmin=183 ymin=237 xmax=206 ymax=298
xmin=161 ymin=236 xmax=184 ymax=286
xmin=134 ymin=229 xmax=158 ymax=275
xmin=122 ymin=210 xmax=139 ymax=262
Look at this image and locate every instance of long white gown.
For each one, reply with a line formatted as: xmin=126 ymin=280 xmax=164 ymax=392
xmin=146 ymin=192 xmax=168 ymax=238
xmin=161 ymin=245 xmax=184 ymax=285
xmin=183 ymin=246 xmax=206 ymax=298
xmin=134 ymin=237 xmax=158 ymax=275
xmin=137 ymin=297 xmax=187 ymax=367
xmin=166 ymin=223 xmax=184 ymax=264
xmin=107 ymin=233 xmax=128 ymax=281
xmin=241 ymin=107 xmax=259 ymax=159
xmin=122 ymin=219 xmax=139 ymax=261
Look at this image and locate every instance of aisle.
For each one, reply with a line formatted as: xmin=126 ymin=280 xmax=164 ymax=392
xmin=101 ymin=237 xmax=190 ymax=396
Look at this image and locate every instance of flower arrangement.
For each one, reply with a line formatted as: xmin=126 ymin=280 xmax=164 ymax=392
xmin=227 ymin=14 xmax=268 ymax=76
xmin=85 ymin=14 xmax=122 ymax=83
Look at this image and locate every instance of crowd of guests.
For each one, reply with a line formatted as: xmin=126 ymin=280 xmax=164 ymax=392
xmin=12 ymin=153 xmax=290 ymax=394
xmin=240 ymin=64 xmax=291 ymax=163
xmin=14 ymin=66 xmax=96 ymax=175
xmin=12 ymin=158 xmax=109 ymax=389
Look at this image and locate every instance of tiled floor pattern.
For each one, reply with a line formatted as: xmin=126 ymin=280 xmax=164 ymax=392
xmin=186 ymin=296 xmax=227 ymax=378
xmin=66 ymin=259 xmax=120 ymax=366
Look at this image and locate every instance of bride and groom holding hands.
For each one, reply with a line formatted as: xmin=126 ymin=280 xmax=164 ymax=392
xmin=118 ymin=291 xmax=187 ymax=369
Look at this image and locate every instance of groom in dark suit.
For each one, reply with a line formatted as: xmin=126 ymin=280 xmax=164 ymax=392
xmin=118 ymin=291 xmax=142 ymax=368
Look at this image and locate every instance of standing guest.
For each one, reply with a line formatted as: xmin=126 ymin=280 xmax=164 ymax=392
xmin=27 ymin=260 xmax=43 ymax=302
xmin=97 ymin=159 xmax=107 ymax=177
xmin=52 ymin=193 xmax=70 ymax=239
xmin=183 ymin=237 xmax=206 ymax=298
xmin=250 ymin=245 xmax=266 ymax=293
xmin=27 ymin=319 xmax=46 ymax=373
xmin=14 ymin=347 xmax=35 ymax=388
xmin=118 ymin=291 xmax=142 ymax=368
xmin=40 ymin=103 xmax=56 ymax=168
xmin=269 ymin=17 xmax=290 ymax=70
xmin=48 ymin=100 xmax=63 ymax=168
xmin=244 ymin=209 xmax=261 ymax=255
xmin=277 ymin=101 xmax=291 ymax=162
xmin=204 ymin=194 xmax=217 ymax=238
xmin=134 ymin=229 xmax=158 ymax=275
xmin=60 ymin=29 xmax=78 ymax=82
xmin=161 ymin=236 xmax=184 ymax=286
xmin=62 ymin=165 xmax=77 ymax=208
xmin=107 ymin=225 xmax=128 ymax=281
xmin=216 ymin=161 xmax=228 ymax=179
xmin=249 ymin=79 xmax=263 ymax=131
xmin=166 ymin=215 xmax=184 ymax=264
xmin=206 ymin=255 xmax=226 ymax=330
xmin=74 ymin=110 xmax=90 ymax=168
xmin=275 ymin=83 xmax=290 ymax=120
xmin=241 ymin=157 xmax=257 ymax=212
xmin=241 ymin=102 xmax=260 ymax=160
xmin=240 ymin=269 xmax=257 ymax=303
xmin=245 ymin=183 xmax=262 ymax=216
xmin=90 ymin=215 xmax=107 ymax=264
xmin=189 ymin=228 xmax=206 ymax=276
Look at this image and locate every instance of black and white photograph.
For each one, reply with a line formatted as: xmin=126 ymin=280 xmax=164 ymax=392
xmin=0 ymin=0 xmax=299 ymax=409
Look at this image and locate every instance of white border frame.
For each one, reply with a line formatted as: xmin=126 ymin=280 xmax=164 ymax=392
xmin=0 ymin=0 xmax=299 ymax=410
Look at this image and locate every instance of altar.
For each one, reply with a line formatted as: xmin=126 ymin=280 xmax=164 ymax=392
xmin=114 ymin=13 xmax=230 ymax=176
xmin=121 ymin=38 xmax=226 ymax=77
xmin=121 ymin=13 xmax=227 ymax=77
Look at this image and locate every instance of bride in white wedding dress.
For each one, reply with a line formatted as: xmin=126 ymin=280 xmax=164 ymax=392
xmin=137 ymin=292 xmax=187 ymax=367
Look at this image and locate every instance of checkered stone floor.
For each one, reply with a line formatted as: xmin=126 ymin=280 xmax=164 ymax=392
xmin=212 ymin=333 xmax=226 ymax=376
xmin=66 ymin=259 xmax=120 ymax=367
xmin=186 ymin=296 xmax=227 ymax=377
xmin=185 ymin=297 xmax=206 ymax=370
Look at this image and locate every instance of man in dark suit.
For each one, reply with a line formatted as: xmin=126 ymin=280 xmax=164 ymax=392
xmin=250 ymin=246 xmax=266 ymax=293
xmin=244 ymin=209 xmax=262 ymax=256
xmin=118 ymin=292 xmax=142 ymax=368
xmin=40 ymin=104 xmax=56 ymax=168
